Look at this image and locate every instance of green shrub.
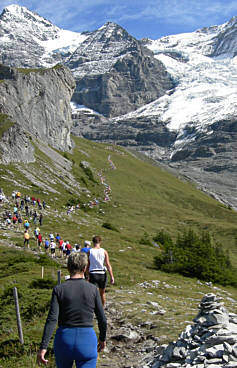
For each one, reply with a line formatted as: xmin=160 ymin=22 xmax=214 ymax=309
xmin=79 ymin=163 xmax=97 ymax=183
xmin=0 ymin=113 xmax=14 ymax=138
xmin=63 ymin=152 xmax=70 ymax=160
xmin=154 ymin=229 xmax=237 ymax=286
xmin=153 ymin=229 xmax=173 ymax=247
xmin=0 ymin=339 xmax=24 ymax=358
xmin=139 ymin=232 xmax=152 ymax=246
xmin=102 ymin=222 xmax=119 ymax=232
xmin=66 ymin=196 xmax=81 ymax=207
xmin=36 ymin=254 xmax=59 ymax=267
xmin=80 ymin=176 xmax=88 ymax=187
xmin=29 ymin=278 xmax=56 ymax=289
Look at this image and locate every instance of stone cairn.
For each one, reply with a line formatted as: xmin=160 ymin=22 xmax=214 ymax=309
xmin=144 ymin=293 xmax=237 ymax=368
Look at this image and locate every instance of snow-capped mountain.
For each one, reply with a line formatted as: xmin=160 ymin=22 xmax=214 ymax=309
xmin=112 ymin=19 xmax=237 ymax=159
xmin=66 ymin=21 xmax=173 ymax=116
xmin=0 ymin=4 xmax=237 ymax=208
xmin=70 ymin=18 xmax=237 ymax=209
xmin=0 ymin=4 xmax=87 ymax=67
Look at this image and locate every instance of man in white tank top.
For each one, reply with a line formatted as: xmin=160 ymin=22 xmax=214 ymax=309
xmin=88 ymin=236 xmax=114 ymax=306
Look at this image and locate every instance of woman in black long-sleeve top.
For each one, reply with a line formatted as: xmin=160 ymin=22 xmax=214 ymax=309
xmin=37 ymin=252 xmax=107 ymax=368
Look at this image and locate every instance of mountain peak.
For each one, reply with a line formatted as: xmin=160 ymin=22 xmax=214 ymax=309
xmin=4 ymin=4 xmax=22 ymax=12
xmin=97 ymin=21 xmax=133 ymax=41
xmin=1 ymin=3 xmax=54 ymax=28
xmin=99 ymin=21 xmax=123 ymax=30
xmin=4 ymin=4 xmax=26 ymax=15
xmin=0 ymin=4 xmax=85 ymax=68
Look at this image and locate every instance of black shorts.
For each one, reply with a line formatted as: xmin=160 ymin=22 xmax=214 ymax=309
xmin=89 ymin=272 xmax=107 ymax=289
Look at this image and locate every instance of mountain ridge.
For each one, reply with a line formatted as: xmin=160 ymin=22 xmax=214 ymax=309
xmin=0 ymin=4 xmax=237 ymax=209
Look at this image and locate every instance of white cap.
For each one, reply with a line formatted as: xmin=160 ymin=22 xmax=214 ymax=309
xmin=84 ymin=240 xmax=91 ymax=246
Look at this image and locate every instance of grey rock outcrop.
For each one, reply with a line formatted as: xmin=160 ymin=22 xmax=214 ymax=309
xmin=67 ymin=22 xmax=174 ymax=118
xmin=168 ymin=119 xmax=237 ymax=210
xmin=144 ymin=293 xmax=237 ymax=368
xmin=0 ymin=64 xmax=75 ymax=163
xmin=206 ymin=16 xmax=237 ymax=57
xmin=0 ymin=124 xmax=35 ymax=164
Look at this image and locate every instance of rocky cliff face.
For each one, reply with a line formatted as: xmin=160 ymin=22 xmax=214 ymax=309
xmin=0 ymin=64 xmax=75 ymax=163
xmin=67 ymin=22 xmax=174 ymax=117
xmin=0 ymin=7 xmax=174 ymax=119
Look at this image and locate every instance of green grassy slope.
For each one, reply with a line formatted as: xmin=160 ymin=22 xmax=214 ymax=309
xmin=0 ymin=136 xmax=236 ymax=367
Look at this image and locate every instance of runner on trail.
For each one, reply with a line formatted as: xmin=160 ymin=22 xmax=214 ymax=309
xmin=58 ymin=239 xmax=64 ymax=257
xmin=87 ymin=236 xmax=114 ymax=306
xmin=73 ymin=244 xmax=81 ymax=253
xmin=24 ymin=230 xmax=30 ymax=248
xmin=65 ymin=241 xmax=72 ymax=258
xmin=24 ymin=220 xmax=30 ymax=230
xmin=33 ymin=210 xmax=38 ymax=225
xmin=50 ymin=241 xmax=56 ymax=258
xmin=18 ymin=216 xmax=23 ymax=229
xmin=6 ymin=218 xmax=11 ymax=226
xmin=44 ymin=239 xmax=50 ymax=253
xmin=25 ymin=204 xmax=29 ymax=217
xmin=12 ymin=215 xmax=17 ymax=225
xmin=36 ymin=252 xmax=107 ymax=368
xmin=49 ymin=233 xmax=54 ymax=241
xmin=81 ymin=240 xmax=91 ymax=254
xmin=62 ymin=241 xmax=67 ymax=258
xmin=39 ymin=213 xmax=43 ymax=226
xmin=38 ymin=233 xmax=43 ymax=248
xmin=20 ymin=199 xmax=24 ymax=211
xmin=34 ymin=227 xmax=40 ymax=240
xmin=55 ymin=234 xmax=61 ymax=244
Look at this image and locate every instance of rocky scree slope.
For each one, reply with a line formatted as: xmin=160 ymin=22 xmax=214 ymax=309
xmin=0 ymin=64 xmax=75 ymax=163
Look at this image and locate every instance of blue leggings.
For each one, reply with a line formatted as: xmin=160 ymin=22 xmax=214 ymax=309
xmin=54 ymin=327 xmax=97 ymax=368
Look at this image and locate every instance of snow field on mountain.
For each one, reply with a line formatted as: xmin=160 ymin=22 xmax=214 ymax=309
xmin=38 ymin=30 xmax=88 ymax=66
xmin=112 ymin=27 xmax=237 ymax=151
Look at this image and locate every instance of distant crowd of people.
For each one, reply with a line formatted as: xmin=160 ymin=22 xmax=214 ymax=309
xmin=0 ymin=159 xmax=117 ymax=368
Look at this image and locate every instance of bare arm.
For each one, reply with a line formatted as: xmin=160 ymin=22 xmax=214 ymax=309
xmin=85 ymin=250 xmax=90 ymax=280
xmin=104 ymin=250 xmax=114 ymax=284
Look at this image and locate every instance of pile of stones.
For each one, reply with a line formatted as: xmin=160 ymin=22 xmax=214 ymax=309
xmin=143 ymin=293 xmax=237 ymax=368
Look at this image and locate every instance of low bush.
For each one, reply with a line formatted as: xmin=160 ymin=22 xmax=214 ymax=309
xmin=102 ymin=222 xmax=119 ymax=232
xmin=29 ymin=278 xmax=56 ymax=289
xmin=36 ymin=254 xmax=58 ymax=267
xmin=65 ymin=196 xmax=81 ymax=207
xmin=154 ymin=229 xmax=237 ymax=286
xmin=79 ymin=163 xmax=97 ymax=183
xmin=139 ymin=232 xmax=152 ymax=246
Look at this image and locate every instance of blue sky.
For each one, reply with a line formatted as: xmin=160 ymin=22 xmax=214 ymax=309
xmin=0 ymin=0 xmax=237 ymax=39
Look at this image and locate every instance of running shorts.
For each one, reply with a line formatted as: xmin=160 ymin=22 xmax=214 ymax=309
xmin=89 ymin=272 xmax=107 ymax=289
